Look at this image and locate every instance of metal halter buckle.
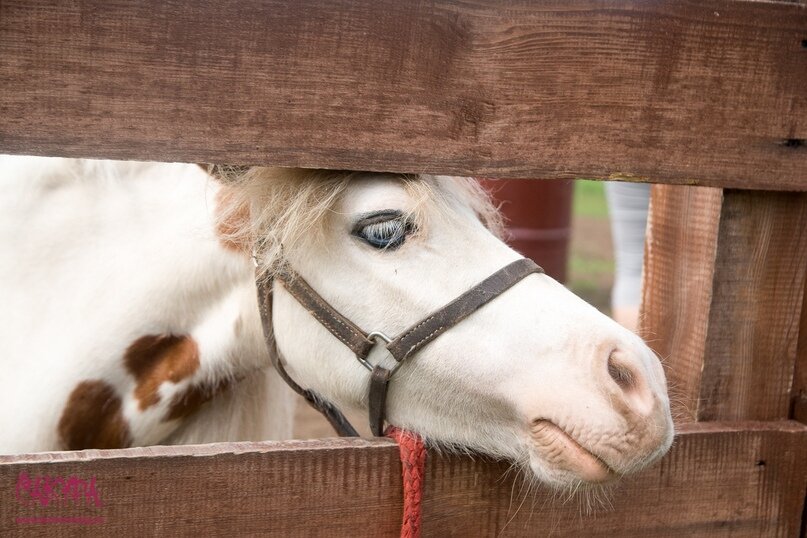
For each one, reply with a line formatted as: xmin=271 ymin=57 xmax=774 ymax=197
xmin=356 ymin=331 xmax=402 ymax=375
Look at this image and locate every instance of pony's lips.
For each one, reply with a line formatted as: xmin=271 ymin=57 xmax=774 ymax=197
xmin=530 ymin=419 xmax=615 ymax=483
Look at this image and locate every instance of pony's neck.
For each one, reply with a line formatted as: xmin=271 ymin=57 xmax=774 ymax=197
xmin=163 ymin=367 xmax=296 ymax=445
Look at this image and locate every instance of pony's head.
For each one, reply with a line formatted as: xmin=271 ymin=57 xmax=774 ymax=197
xmin=223 ymin=168 xmax=673 ymax=488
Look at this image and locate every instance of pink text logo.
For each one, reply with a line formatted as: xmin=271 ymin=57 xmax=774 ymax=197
xmin=14 ymin=472 xmax=105 ymax=525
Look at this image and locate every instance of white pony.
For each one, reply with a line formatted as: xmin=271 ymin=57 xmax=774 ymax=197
xmin=0 ymin=155 xmax=673 ymax=488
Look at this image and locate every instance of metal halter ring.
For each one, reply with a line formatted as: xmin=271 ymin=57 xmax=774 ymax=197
xmin=356 ymin=331 xmax=403 ymax=375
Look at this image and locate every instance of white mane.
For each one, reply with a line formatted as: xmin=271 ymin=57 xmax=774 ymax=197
xmin=213 ymin=166 xmax=504 ymax=279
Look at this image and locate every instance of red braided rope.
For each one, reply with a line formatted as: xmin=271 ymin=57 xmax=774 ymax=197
xmin=386 ymin=426 xmax=426 ymax=538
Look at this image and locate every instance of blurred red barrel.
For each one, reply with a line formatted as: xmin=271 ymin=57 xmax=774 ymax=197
xmin=478 ymin=179 xmax=573 ymax=282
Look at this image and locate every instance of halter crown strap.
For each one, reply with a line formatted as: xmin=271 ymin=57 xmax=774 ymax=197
xmin=257 ymin=258 xmax=543 ymax=437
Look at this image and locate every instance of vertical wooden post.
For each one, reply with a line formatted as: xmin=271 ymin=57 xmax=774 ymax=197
xmin=640 ymin=185 xmax=807 ymax=422
xmin=792 ymin=272 xmax=807 ymax=424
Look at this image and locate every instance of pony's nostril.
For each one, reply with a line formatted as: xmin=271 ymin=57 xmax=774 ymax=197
xmin=607 ymin=350 xmax=654 ymax=416
xmin=607 ymin=354 xmax=635 ymax=391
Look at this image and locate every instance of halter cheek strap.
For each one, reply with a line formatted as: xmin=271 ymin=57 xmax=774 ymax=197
xmin=256 ymin=258 xmax=543 ymax=437
xmin=256 ymin=280 xmax=360 ymax=436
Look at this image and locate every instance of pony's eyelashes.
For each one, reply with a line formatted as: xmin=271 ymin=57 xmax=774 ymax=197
xmin=351 ymin=210 xmax=417 ymax=251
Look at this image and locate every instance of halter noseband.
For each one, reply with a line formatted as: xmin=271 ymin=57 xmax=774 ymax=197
xmin=256 ymin=257 xmax=543 ymax=437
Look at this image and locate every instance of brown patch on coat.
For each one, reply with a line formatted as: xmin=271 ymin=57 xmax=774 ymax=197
xmin=123 ymin=334 xmax=200 ymax=410
xmin=214 ymin=186 xmax=251 ymax=253
xmin=58 ymin=380 xmax=131 ymax=450
xmin=165 ymin=378 xmax=234 ymax=422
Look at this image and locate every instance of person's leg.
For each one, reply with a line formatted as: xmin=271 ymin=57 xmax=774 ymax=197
xmin=605 ymin=182 xmax=651 ymax=332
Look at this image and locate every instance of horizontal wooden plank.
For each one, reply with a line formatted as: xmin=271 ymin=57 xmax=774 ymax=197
xmin=2 ymin=438 xmax=405 ymax=536
xmin=425 ymin=422 xmax=807 ymax=537
xmin=1 ymin=0 xmax=806 ymax=189
xmin=1 ymin=422 xmax=806 ymax=536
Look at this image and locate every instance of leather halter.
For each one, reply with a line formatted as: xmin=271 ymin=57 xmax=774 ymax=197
xmin=256 ymin=258 xmax=543 ymax=436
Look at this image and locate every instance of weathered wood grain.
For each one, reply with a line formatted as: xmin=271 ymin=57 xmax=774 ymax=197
xmin=425 ymin=421 xmax=807 ymax=537
xmin=792 ymin=267 xmax=807 ymax=424
xmin=1 ymin=423 xmax=805 ymax=537
xmin=699 ymin=191 xmax=807 ymax=420
xmin=641 ymin=186 xmax=807 ymax=422
xmin=795 ymin=276 xmax=807 ymax=538
xmin=640 ymin=185 xmax=724 ymax=421
xmin=2 ymin=438 xmax=404 ymax=537
xmin=1 ymin=0 xmax=806 ymax=189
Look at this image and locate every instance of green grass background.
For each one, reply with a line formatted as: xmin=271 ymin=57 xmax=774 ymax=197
xmin=573 ymin=179 xmax=609 ymax=218
xmin=569 ymin=180 xmax=613 ymax=312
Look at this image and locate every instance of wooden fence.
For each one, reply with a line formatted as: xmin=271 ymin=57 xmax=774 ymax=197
xmin=1 ymin=0 xmax=806 ymax=536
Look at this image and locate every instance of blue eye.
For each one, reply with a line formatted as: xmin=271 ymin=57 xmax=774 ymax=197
xmin=354 ymin=213 xmax=415 ymax=250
